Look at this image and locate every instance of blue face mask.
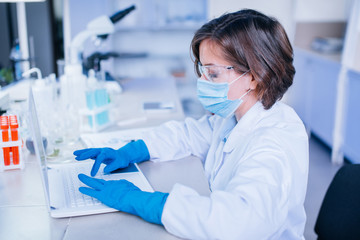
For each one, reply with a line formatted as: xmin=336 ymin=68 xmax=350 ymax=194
xmin=197 ymin=71 xmax=251 ymax=118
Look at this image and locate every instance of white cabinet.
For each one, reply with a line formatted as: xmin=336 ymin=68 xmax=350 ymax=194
xmin=343 ymin=71 xmax=360 ymax=163
xmin=307 ymin=54 xmax=340 ymax=147
xmin=288 ymin=49 xmax=340 ymax=147
xmin=288 ymin=48 xmax=360 ymax=164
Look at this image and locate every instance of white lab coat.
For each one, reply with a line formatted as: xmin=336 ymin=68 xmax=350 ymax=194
xmin=142 ymin=101 xmax=309 ymax=240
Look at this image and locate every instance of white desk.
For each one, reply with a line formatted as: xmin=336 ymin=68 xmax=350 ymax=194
xmin=0 ymin=154 xmax=210 ymax=240
xmin=0 ymin=77 xmax=210 ymax=239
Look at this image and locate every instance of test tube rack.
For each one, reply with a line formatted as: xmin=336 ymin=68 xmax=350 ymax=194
xmin=79 ymin=87 xmax=113 ymax=132
xmin=79 ymin=104 xmax=113 ymax=132
xmin=0 ymin=115 xmax=24 ymax=171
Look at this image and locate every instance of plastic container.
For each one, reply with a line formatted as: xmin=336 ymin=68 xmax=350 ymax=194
xmin=80 ymin=70 xmax=112 ymax=132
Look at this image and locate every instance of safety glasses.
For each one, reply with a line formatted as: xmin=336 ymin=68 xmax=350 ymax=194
xmin=197 ymin=62 xmax=235 ymax=83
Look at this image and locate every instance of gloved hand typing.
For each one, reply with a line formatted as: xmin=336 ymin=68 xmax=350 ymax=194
xmin=78 ymin=174 xmax=169 ymax=225
xmin=73 ymin=140 xmax=150 ymax=177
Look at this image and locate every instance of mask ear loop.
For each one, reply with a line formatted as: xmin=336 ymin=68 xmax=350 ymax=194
xmin=238 ymin=88 xmax=252 ymax=100
xmin=228 ymin=69 xmax=252 ymax=100
xmin=229 ymin=69 xmax=250 ymax=85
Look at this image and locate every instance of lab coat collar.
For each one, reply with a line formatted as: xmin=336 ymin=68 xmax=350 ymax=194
xmin=223 ymin=101 xmax=265 ymax=152
xmin=218 ymin=116 xmax=237 ymax=143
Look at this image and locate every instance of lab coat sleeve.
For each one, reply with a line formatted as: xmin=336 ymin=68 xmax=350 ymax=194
xmin=142 ymin=115 xmax=214 ymax=162
xmin=161 ymin=133 xmax=293 ymax=240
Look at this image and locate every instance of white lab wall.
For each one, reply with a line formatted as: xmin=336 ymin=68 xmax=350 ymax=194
xmin=68 ymin=0 xmax=110 ymax=40
xmin=111 ymin=31 xmax=195 ymax=78
xmin=113 ymin=0 xmax=207 ymax=29
xmin=295 ymin=0 xmax=352 ymax=22
xmin=343 ymin=1 xmax=360 ymax=71
xmin=208 ymin=0 xmax=353 ymax=45
xmin=208 ymin=0 xmax=296 ymax=42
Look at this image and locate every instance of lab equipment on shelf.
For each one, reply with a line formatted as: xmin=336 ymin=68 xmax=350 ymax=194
xmin=79 ymin=70 xmax=113 ymax=132
xmin=0 ymin=115 xmax=24 ymax=171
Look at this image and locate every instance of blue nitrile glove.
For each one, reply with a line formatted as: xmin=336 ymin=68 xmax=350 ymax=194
xmin=78 ymin=174 xmax=169 ymax=225
xmin=73 ymin=140 xmax=150 ymax=177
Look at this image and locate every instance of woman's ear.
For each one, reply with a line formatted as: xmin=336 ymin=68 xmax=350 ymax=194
xmin=248 ymin=74 xmax=258 ymax=90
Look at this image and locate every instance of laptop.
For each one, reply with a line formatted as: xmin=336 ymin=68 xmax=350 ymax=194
xmin=28 ymin=89 xmax=153 ymax=218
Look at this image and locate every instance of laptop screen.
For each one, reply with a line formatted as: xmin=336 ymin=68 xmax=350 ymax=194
xmin=28 ymin=89 xmax=51 ymax=208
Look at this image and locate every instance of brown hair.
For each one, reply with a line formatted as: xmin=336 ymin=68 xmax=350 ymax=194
xmin=191 ymin=9 xmax=295 ymax=109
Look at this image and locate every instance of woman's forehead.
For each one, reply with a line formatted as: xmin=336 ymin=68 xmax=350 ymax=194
xmin=199 ymin=39 xmax=230 ymax=66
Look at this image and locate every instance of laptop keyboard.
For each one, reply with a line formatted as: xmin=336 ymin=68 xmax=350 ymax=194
xmin=63 ymin=165 xmax=102 ymax=208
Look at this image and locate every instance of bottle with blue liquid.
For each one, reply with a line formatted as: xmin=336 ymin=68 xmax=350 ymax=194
xmin=85 ymin=70 xmax=110 ymax=130
xmin=9 ymin=40 xmax=22 ymax=81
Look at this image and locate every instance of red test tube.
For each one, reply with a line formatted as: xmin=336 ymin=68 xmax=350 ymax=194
xmin=9 ymin=115 xmax=19 ymax=165
xmin=0 ymin=116 xmax=10 ymax=166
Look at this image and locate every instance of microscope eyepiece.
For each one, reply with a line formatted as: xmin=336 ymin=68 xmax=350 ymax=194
xmin=110 ymin=5 xmax=136 ymax=24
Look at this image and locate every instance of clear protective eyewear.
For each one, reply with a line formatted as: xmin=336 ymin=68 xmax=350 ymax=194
xmin=198 ymin=62 xmax=237 ymax=83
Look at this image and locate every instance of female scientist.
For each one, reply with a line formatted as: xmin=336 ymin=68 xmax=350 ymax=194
xmin=74 ymin=9 xmax=309 ymax=240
